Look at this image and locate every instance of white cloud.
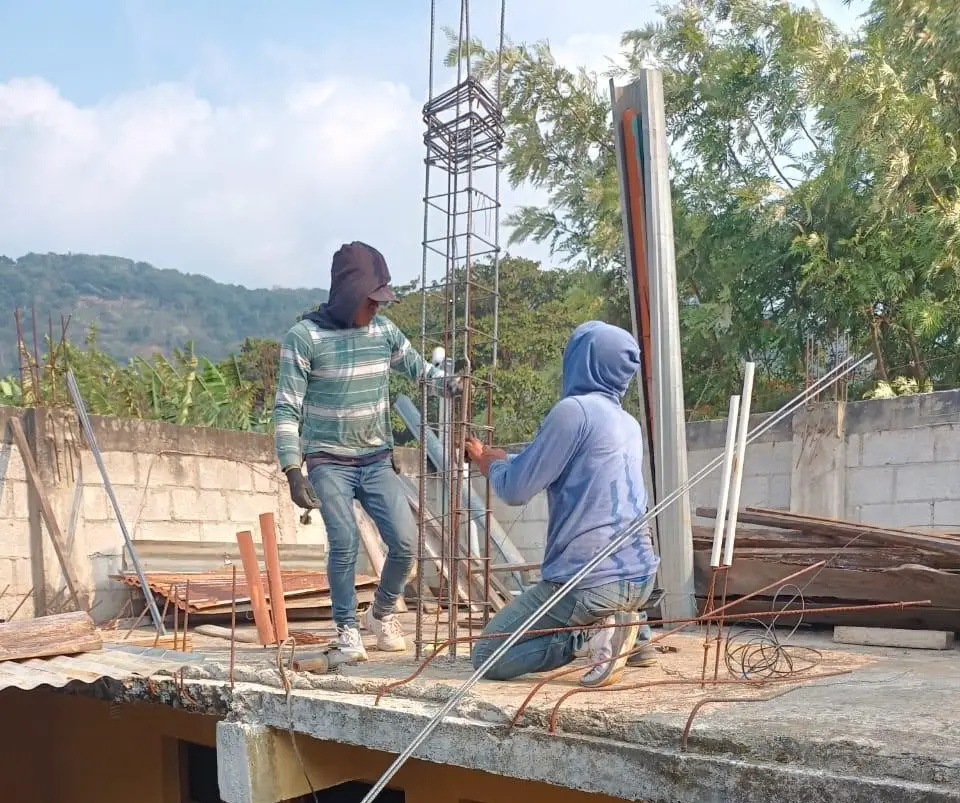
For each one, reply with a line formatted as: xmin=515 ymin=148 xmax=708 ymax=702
xmin=0 ymin=74 xmax=424 ymax=288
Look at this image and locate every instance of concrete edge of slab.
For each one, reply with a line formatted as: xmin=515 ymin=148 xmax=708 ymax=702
xmin=110 ymin=674 xmax=960 ymax=803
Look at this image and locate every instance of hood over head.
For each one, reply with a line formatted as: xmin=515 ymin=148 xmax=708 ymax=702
xmin=560 ymin=321 xmax=641 ymax=399
xmin=307 ymin=241 xmax=397 ymax=329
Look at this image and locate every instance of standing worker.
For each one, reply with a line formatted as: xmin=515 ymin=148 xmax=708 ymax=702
xmin=274 ymin=241 xmax=457 ymax=661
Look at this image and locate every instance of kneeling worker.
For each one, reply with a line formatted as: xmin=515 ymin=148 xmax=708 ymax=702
xmin=465 ymin=320 xmax=659 ymax=687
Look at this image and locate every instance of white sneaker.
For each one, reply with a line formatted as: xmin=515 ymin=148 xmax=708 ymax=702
xmin=334 ymin=626 xmax=368 ymax=662
xmin=575 ymin=616 xmax=614 ymax=658
xmin=364 ymin=606 xmax=407 ymax=652
xmin=580 ymin=610 xmax=640 ymax=688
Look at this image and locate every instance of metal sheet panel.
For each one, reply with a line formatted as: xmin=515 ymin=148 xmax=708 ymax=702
xmin=115 ymin=570 xmax=378 ymax=613
xmin=0 ymin=645 xmax=203 ymax=692
xmin=121 ymin=539 xmax=327 ymax=575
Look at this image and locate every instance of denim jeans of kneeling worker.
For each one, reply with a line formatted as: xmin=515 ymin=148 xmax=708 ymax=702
xmin=308 ymin=458 xmax=415 ymax=629
xmin=471 ymin=575 xmax=656 ymax=680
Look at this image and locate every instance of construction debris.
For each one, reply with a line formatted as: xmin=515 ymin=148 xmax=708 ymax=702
xmin=699 ymin=505 xmax=960 ymax=558
xmin=693 ymin=509 xmax=960 ymax=631
xmin=115 ymin=569 xmax=377 ymax=617
xmin=833 ymin=626 xmax=955 ymax=650
xmin=0 ymin=610 xmax=101 ymax=662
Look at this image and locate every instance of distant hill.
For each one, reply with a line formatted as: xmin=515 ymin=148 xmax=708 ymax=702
xmin=0 ymin=253 xmax=328 ymax=373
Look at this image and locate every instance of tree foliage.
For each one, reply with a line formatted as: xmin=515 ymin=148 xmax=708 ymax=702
xmin=460 ymin=0 xmax=960 ymax=413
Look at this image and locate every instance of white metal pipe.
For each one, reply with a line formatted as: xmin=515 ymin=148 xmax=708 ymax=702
xmin=722 ymin=362 xmax=756 ymax=567
xmin=709 ymin=394 xmax=741 ymax=568
xmin=359 ymin=354 xmax=868 ymax=803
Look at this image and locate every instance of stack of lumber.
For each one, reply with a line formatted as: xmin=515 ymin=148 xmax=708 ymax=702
xmin=0 ymin=611 xmax=102 ymax=662
xmin=694 ymin=506 xmax=960 ymax=631
xmin=115 ymin=570 xmax=377 ymax=620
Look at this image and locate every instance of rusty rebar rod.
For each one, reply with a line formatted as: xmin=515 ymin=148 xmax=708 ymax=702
xmin=680 ymin=686 xmax=802 ymax=750
xmin=549 ymin=670 xmax=853 ymax=734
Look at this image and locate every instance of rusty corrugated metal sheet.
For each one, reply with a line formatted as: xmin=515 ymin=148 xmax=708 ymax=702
xmin=0 ymin=645 xmax=203 ymax=692
xmin=115 ymin=570 xmax=378 ymax=613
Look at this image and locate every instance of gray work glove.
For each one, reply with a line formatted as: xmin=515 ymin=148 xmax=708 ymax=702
xmin=445 ymin=375 xmax=464 ymax=397
xmin=284 ymin=466 xmax=321 ymax=509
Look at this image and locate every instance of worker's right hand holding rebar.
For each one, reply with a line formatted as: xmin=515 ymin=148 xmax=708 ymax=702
xmin=284 ymin=466 xmax=322 ymax=509
xmin=464 ymin=436 xmax=485 ymax=463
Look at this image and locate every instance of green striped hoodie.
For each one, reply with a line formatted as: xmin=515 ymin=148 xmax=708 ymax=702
xmin=274 ymin=315 xmax=443 ymax=469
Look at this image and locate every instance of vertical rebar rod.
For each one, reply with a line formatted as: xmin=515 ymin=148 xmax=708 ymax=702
xmin=415 ymin=0 xmax=439 ymax=661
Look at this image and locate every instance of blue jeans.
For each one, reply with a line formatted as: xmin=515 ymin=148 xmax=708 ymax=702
xmin=308 ymin=458 xmax=415 ymax=629
xmin=471 ymin=576 xmax=656 ymax=680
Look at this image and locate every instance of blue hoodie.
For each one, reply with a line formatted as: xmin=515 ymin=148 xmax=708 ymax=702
xmin=487 ymin=321 xmax=660 ymax=588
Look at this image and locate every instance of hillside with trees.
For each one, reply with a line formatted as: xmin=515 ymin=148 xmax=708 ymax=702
xmin=0 ymin=253 xmax=327 ymax=372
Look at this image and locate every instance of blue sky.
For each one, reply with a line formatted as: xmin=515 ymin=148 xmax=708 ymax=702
xmin=0 ymin=0 xmax=865 ymax=289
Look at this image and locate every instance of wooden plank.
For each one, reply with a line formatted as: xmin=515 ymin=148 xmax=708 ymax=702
xmin=0 ymin=610 xmax=101 ymax=661
xmin=235 ymin=531 xmax=275 ymax=645
xmin=696 ymin=505 xmax=960 ymax=558
xmin=695 ymin=595 xmax=960 ymax=631
xmin=102 ymin=631 xmax=193 ymax=650
xmin=833 ymin=626 xmax=955 ymax=650
xmin=693 ymin=551 xmax=960 ymax=608
xmin=8 ymin=418 xmax=86 ymax=610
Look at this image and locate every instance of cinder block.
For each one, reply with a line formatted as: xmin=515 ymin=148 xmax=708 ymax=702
xmin=933 ymin=425 xmax=960 ymax=461
xmin=198 ymin=458 xmax=254 ymax=492
xmin=136 ymin=521 xmax=203 ymax=542
xmin=857 ymin=501 xmax=933 ymax=529
xmin=0 ymin=478 xmax=31 ymax=520
xmin=196 ymin=490 xmax=230 ymax=522
xmin=0 ymin=518 xmax=32 ymax=559
xmin=140 ymin=453 xmax=199 ymax=487
xmin=82 ymin=450 xmax=138 ymax=484
xmin=80 ymin=521 xmax=127 ymax=556
xmin=743 ymin=441 xmax=790 ymax=477
xmin=81 ymin=484 xmax=111 ymax=522
xmin=224 ymin=491 xmax=274 ymax=527
xmin=509 ymin=522 xmax=548 ymax=552
xmin=844 ymin=433 xmax=862 ymax=468
xmin=861 ymin=429 xmax=936 ymax=466
xmin=170 ymin=488 xmax=203 ymax=521
xmin=686 ymin=448 xmax=722 ymax=475
xmin=933 ymin=499 xmax=960 ymax=528
xmin=520 ymin=494 xmax=549 ymax=522
xmin=122 ymin=488 xmax=173 ymax=523
xmin=0 ymin=443 xmax=27 ymax=481
xmin=199 ymin=522 xmax=245 ymax=543
xmin=846 ymin=466 xmax=895 ymax=506
xmin=768 ymin=474 xmax=791 ymax=509
xmin=833 ymin=626 xmax=954 ymax=650
xmin=89 ymin=551 xmax=123 ymax=589
xmin=292 ymin=518 xmax=328 ymax=547
xmin=252 ymin=465 xmax=280 ymax=494
xmin=895 ymin=462 xmax=960 ymax=502
xmin=738 ymin=476 xmax=771 ymax=508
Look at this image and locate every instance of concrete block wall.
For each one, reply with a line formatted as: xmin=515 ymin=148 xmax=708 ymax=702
xmin=0 ymin=407 xmax=32 ymax=620
xmin=444 ymin=390 xmax=960 ymax=560
xmin=843 ymin=391 xmax=960 ymax=528
xmin=0 ymin=407 xmax=322 ymax=622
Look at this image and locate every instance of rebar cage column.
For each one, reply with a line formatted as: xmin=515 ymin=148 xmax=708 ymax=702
xmin=414 ymin=0 xmax=506 ymax=660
